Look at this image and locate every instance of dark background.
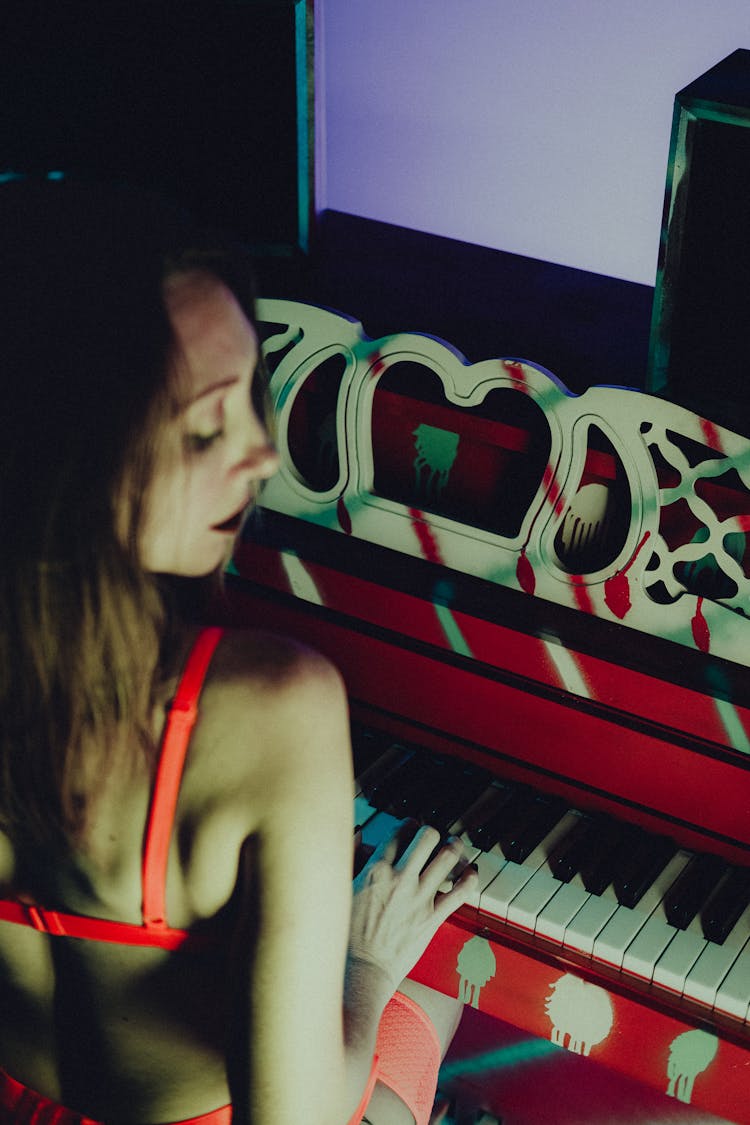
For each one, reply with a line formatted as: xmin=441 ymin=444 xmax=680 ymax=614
xmin=0 ymin=4 xmax=300 ymax=251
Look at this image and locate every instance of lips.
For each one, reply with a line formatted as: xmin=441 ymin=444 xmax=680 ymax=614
xmin=212 ymin=502 xmax=249 ymax=533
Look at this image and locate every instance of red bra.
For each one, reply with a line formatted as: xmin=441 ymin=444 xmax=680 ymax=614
xmin=0 ymin=627 xmax=224 ymax=953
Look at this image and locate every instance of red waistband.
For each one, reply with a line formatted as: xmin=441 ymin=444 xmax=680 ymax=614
xmin=0 ymin=1068 xmax=232 ymax=1124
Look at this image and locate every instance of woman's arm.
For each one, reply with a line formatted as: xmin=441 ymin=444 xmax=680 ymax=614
xmin=223 ymin=634 xmax=477 ymax=1123
xmin=226 ymin=639 xmax=364 ymax=1124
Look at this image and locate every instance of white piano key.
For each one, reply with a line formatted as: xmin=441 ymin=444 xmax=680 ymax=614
xmin=479 ymin=810 xmax=579 ymax=922
xmin=563 ymin=885 xmax=619 ymax=956
xmin=684 ymin=901 xmax=750 ymax=1009
xmin=652 ymin=915 xmax=708 ymax=996
xmin=360 ymin=810 xmax=404 ymax=851
xmin=713 ymin=941 xmax=750 ymax=1021
xmin=535 ymin=876 xmax=592 ymax=944
xmin=621 ymin=912 xmax=679 ymax=981
xmin=449 ymin=834 xmax=508 ymax=908
xmin=593 ymin=850 xmax=691 ymax=970
xmin=354 ymin=793 xmax=379 ymax=827
xmin=507 ymin=867 xmax=566 ymax=932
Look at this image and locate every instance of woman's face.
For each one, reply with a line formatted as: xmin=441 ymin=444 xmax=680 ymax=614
xmin=139 ymin=270 xmax=279 ymax=576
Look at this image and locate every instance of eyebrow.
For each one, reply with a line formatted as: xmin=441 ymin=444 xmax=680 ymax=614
xmin=185 ymin=375 xmax=241 ymax=407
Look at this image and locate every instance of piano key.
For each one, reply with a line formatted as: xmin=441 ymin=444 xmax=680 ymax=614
xmin=612 ymin=830 xmax=677 ymax=908
xmin=663 ymin=851 xmax=729 ymax=930
xmin=359 ymin=810 xmax=405 ymax=851
xmin=351 ymin=723 xmax=396 ymax=777
xmin=447 ymin=778 xmax=503 ymax=839
xmin=402 ymin=755 xmax=491 ymax=834
xmin=548 ymin=813 xmax=598 ymax=882
xmin=426 ymin=768 xmax=492 ymax=834
xmin=354 ymin=738 xmax=408 ymax=820
xmin=457 ymin=833 xmax=508 ymax=908
xmin=503 ymin=792 xmax=569 ymax=864
xmin=713 ymin=937 xmax=750 ymax=1021
xmin=481 ymin=809 xmax=579 ymax=922
xmin=463 ymin=781 xmax=520 ymax=850
xmin=506 ymin=810 xmax=586 ymax=929
xmin=354 ymin=791 xmax=379 ymax=828
xmin=365 ymin=748 xmax=420 ymax=811
xmin=535 ymin=875 xmax=592 ymax=944
xmin=490 ymin=785 xmax=538 ymax=851
xmin=579 ymin=817 xmax=635 ymax=895
xmin=563 ymin=885 xmax=620 ymax=956
xmin=354 ymin=738 xmax=409 ymax=797
xmin=701 ymin=865 xmax=750 ymax=945
xmin=506 ymin=865 xmax=570 ymax=932
xmin=621 ymin=913 xmax=678 ymax=981
xmin=593 ymin=850 xmax=691 ymax=969
xmin=683 ymin=900 xmax=750 ymax=1008
xmin=652 ymin=915 xmax=708 ymax=995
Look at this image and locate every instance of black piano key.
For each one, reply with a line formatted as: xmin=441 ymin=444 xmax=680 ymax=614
xmin=503 ymin=793 xmax=569 ymax=864
xmin=495 ymin=786 xmax=539 ymax=855
xmin=579 ymin=817 xmax=634 ymax=895
xmin=385 ymin=751 xmax=440 ymax=819
xmin=464 ymin=782 xmax=519 ymax=850
xmin=663 ymin=852 xmax=728 ymax=930
xmin=702 ymin=866 xmax=750 ymax=945
xmin=549 ymin=813 xmax=598 ymax=883
xmin=362 ymin=746 xmax=414 ymax=808
xmin=364 ymin=746 xmax=489 ymax=835
xmin=422 ymin=766 xmax=492 ymax=834
xmin=612 ymin=830 xmax=676 ymax=908
xmin=351 ymin=724 xmax=396 ymax=778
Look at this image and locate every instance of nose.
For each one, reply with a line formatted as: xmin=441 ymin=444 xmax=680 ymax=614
xmin=239 ymin=438 xmax=280 ymax=481
xmin=232 ymin=406 xmax=281 ymax=481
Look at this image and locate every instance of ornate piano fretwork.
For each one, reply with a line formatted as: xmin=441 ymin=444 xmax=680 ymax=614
xmin=257 ymin=298 xmax=750 ymax=670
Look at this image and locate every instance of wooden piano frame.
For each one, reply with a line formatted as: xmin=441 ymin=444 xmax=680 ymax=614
xmin=219 ymin=299 xmax=750 ymax=1121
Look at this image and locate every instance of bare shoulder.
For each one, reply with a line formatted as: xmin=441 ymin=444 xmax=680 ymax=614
xmin=205 ymin=630 xmax=346 ymax=715
xmin=186 ymin=627 xmax=352 ymax=817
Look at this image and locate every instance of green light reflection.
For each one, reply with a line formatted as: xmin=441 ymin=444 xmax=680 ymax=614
xmin=439 ymin=1037 xmax=563 ymax=1081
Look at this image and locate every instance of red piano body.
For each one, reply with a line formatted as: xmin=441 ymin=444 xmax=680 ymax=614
xmin=217 ymin=299 xmax=750 ymax=1122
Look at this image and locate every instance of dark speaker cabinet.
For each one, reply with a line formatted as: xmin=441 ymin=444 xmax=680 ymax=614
xmin=648 ymin=49 xmax=750 ymax=434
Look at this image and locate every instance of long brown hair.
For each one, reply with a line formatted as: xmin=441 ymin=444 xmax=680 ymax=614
xmin=0 ymin=177 xmax=259 ymax=850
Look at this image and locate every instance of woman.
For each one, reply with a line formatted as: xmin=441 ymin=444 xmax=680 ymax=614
xmin=0 ymin=177 xmax=476 ymax=1123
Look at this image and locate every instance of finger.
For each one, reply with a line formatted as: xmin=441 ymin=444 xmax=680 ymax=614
xmin=365 ymin=816 xmax=414 ymax=867
xmin=433 ymin=863 xmax=479 ymax=924
xmin=393 ymin=823 xmax=442 ymax=873
xmin=420 ymin=835 xmax=468 ymax=886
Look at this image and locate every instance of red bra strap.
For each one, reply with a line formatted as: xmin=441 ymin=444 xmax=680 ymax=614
xmin=141 ymin=627 xmax=224 ymax=930
xmin=0 ymin=898 xmax=212 ymax=951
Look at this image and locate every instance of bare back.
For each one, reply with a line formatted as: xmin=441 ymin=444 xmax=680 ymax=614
xmin=0 ymin=628 xmax=355 ymax=1122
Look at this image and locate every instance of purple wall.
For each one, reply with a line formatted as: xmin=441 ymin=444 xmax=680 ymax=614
xmin=317 ymin=0 xmax=750 ymax=284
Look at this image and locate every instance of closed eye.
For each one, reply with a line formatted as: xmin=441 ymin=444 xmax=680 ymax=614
xmin=184 ymin=429 xmax=224 ymax=454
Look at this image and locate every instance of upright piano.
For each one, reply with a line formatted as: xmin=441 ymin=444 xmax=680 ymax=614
xmin=218 ymin=298 xmax=750 ymax=1122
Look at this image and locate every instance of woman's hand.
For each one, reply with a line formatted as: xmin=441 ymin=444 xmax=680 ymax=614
xmin=349 ymin=821 xmax=478 ymax=994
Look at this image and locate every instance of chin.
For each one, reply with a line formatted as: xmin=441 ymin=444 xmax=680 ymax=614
xmin=190 ymin=539 xmax=235 ymax=578
xmin=144 ymin=532 xmax=236 ymax=579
